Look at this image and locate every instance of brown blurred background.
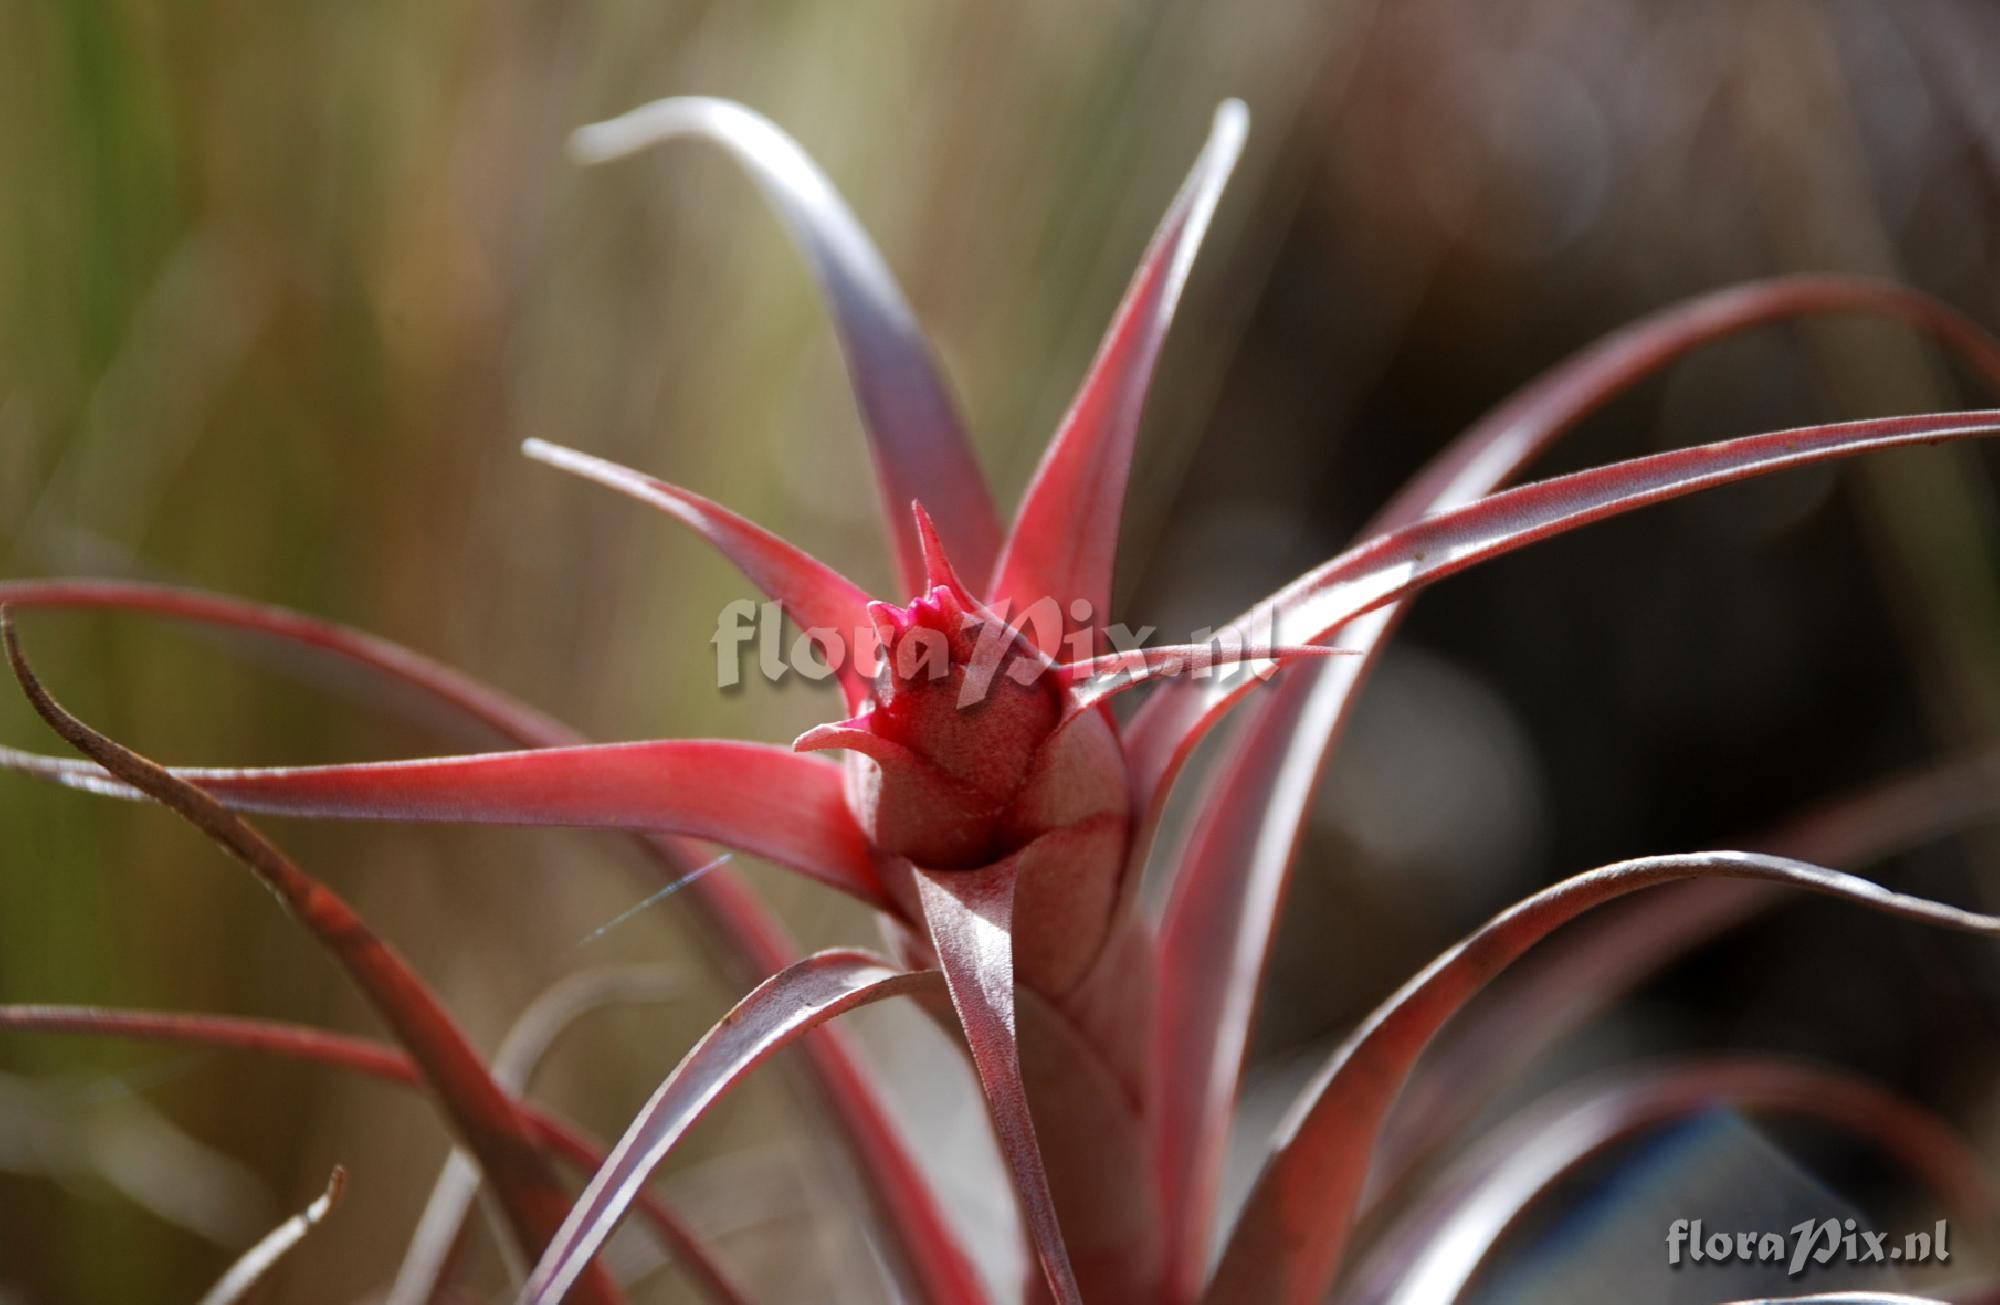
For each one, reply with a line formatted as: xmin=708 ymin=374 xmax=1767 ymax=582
xmin=3 ymin=0 xmax=1999 ymax=1299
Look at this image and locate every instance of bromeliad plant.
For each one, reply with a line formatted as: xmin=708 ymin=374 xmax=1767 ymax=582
xmin=7 ymin=95 xmax=2000 ymax=1304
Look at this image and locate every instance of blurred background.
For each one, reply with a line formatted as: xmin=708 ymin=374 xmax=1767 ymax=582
xmin=3 ymin=0 xmax=2000 ymax=1299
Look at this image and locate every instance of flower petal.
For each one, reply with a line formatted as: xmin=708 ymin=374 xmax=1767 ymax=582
xmin=988 ymin=102 xmax=1248 ymax=655
xmin=571 ymin=96 xmax=1000 ymax=591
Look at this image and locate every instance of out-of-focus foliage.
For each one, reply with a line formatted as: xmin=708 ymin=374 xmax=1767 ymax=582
xmin=2 ymin=1 xmax=1997 ymax=1298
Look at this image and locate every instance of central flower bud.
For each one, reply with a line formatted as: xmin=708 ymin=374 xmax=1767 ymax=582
xmin=796 ymin=581 xmax=1125 ymax=870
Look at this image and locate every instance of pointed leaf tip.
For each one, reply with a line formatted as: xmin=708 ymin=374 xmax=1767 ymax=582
xmin=988 ymin=100 xmax=1248 ymax=653
xmin=911 ymin=501 xmax=971 ymax=598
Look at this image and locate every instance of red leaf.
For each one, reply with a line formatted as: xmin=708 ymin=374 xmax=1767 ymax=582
xmin=520 ymin=950 xmax=952 ymax=1304
xmin=1141 ymin=277 xmax=2000 ymax=1294
xmin=1377 ymin=746 xmax=2000 ymax=1193
xmin=0 ymin=738 xmax=888 ymax=910
xmin=524 ymin=440 xmax=877 ymax=709
xmin=390 ymin=967 xmax=689 ymax=1305
xmin=0 ymin=617 xmax=621 ymax=1304
xmin=1204 ymin=852 xmax=2000 ymax=1305
xmin=1359 ymin=1058 xmax=1998 ymax=1305
xmin=570 ymin=96 xmax=1000 ymax=592
xmin=987 ymin=101 xmax=1247 ymax=655
xmin=0 ymin=1004 xmax=741 ymax=1304
xmin=914 ymin=860 xmax=1083 ymax=1305
xmin=1127 ymin=408 xmax=2000 ymax=810
xmin=0 ymin=578 xmax=575 ymax=745
xmin=0 ymin=586 xmax=972 ymax=1304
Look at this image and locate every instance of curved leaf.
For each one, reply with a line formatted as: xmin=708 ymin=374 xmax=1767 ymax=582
xmin=389 ymin=967 xmax=693 ymax=1305
xmin=915 ymin=860 xmax=1082 ymax=1305
xmin=1140 ymin=277 xmax=2000 ymax=1294
xmin=1204 ymin=851 xmax=2000 ymax=1305
xmin=0 ymin=1004 xmax=737 ymax=1302
xmin=197 ymin=1166 xmax=346 ymax=1305
xmin=1127 ymin=408 xmax=2000 ymax=809
xmin=520 ymin=951 xmax=953 ymax=1304
xmin=1364 ymin=1059 xmax=1997 ymax=1305
xmin=0 ymin=588 xmax=970 ymax=1303
xmin=0 ymin=737 xmax=887 ymax=910
xmin=1 ymin=617 xmax=618 ymax=1303
xmin=0 ymin=578 xmax=576 ymax=745
xmin=524 ymin=440 xmax=877 ymax=709
xmin=571 ymin=95 xmax=999 ymax=591
xmin=1377 ymin=747 xmax=2000 ymax=1195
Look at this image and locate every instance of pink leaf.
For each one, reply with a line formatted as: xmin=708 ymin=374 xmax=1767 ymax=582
xmin=1141 ymin=278 xmax=2000 ymax=1293
xmin=1 ymin=618 xmax=621 ymax=1303
xmin=0 ymin=589 xmax=972 ymax=1303
xmin=519 ymin=951 xmax=950 ymax=1304
xmin=1127 ymin=408 xmax=2000 ymax=810
xmin=0 ymin=578 xmax=576 ymax=746
xmin=1361 ymin=1058 xmax=1998 ymax=1305
xmin=0 ymin=738 xmax=887 ymax=910
xmin=570 ymin=96 xmax=1000 ymax=592
xmin=523 ymin=440 xmax=877 ymax=709
xmin=1376 ymin=747 xmax=2000 ymax=1196
xmin=914 ymin=860 xmax=1083 ymax=1305
xmin=390 ymin=967 xmax=689 ymax=1305
xmin=0 ymin=1004 xmax=742 ymax=1304
xmin=987 ymin=101 xmax=1247 ymax=655
xmin=1204 ymin=852 xmax=2000 ymax=1305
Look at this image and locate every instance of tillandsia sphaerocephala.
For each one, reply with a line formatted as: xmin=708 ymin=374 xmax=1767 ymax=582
xmin=6 ymin=94 xmax=2000 ymax=1305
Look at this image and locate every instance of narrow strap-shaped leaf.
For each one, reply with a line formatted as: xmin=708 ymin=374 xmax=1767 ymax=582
xmin=0 ymin=1004 xmax=740 ymax=1303
xmin=1204 ymin=851 xmax=2000 ymax=1305
xmin=524 ymin=440 xmax=876 ymax=709
xmin=914 ymin=861 xmax=1083 ymax=1305
xmin=0 ymin=738 xmax=887 ymax=910
xmin=519 ymin=950 xmax=951 ymax=1304
xmin=1377 ymin=747 xmax=2000 ymax=1197
xmin=1366 ymin=1058 xmax=1997 ymax=1305
xmin=197 ymin=1166 xmax=346 ymax=1305
xmin=389 ymin=967 xmax=688 ymax=1305
xmin=571 ymin=96 xmax=999 ymax=592
xmin=1127 ymin=408 xmax=2000 ymax=809
xmin=0 ymin=617 xmax=622 ymax=1304
xmin=1130 ymin=280 xmax=2000 ymax=819
xmin=0 ymin=585 xmax=974 ymax=1304
xmin=1143 ymin=278 xmax=2000 ymax=1293
xmin=987 ymin=101 xmax=1248 ymax=655
xmin=0 ymin=578 xmax=576 ymax=745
